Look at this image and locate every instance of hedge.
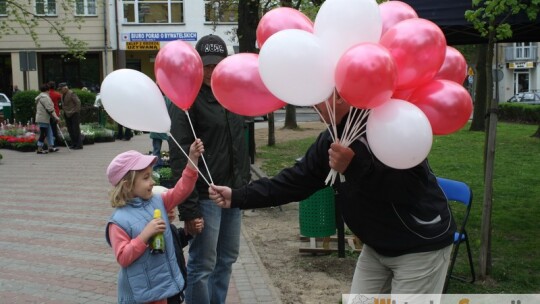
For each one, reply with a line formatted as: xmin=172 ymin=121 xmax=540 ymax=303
xmin=499 ymin=103 xmax=540 ymax=124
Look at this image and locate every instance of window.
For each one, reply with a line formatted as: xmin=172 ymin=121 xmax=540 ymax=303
xmin=205 ymin=0 xmax=238 ymax=23
xmin=514 ymin=42 xmax=533 ymax=60
xmin=0 ymin=0 xmax=7 ymax=16
xmin=36 ymin=0 xmax=56 ymax=15
xmin=75 ymin=0 xmax=97 ymax=16
xmin=123 ymin=0 xmax=183 ymax=24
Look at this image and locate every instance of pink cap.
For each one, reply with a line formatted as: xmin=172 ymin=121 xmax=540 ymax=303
xmin=106 ymin=150 xmax=157 ymax=186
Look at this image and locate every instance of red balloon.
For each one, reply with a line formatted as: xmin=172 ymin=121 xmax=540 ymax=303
xmin=257 ymin=7 xmax=314 ymax=48
xmin=434 ymin=46 xmax=467 ymax=84
xmin=211 ymin=53 xmax=286 ymax=116
xmin=335 ymin=43 xmax=397 ymax=109
xmin=379 ymin=1 xmax=418 ymax=35
xmin=392 ymin=87 xmax=415 ymax=100
xmin=155 ymin=40 xmax=203 ymax=111
xmin=408 ymin=79 xmax=473 ymax=135
xmin=380 ymin=18 xmax=447 ymax=90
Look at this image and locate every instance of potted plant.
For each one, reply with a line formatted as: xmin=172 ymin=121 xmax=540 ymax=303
xmin=156 ymin=166 xmax=175 ymax=188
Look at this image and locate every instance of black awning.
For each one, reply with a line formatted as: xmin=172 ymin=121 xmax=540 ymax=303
xmin=400 ymin=0 xmax=540 ymax=44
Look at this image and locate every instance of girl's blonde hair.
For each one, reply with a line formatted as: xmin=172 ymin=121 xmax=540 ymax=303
xmin=109 ymin=170 xmax=138 ymax=208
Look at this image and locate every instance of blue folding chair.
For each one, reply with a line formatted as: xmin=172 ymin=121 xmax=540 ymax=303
xmin=436 ymin=177 xmax=476 ymax=292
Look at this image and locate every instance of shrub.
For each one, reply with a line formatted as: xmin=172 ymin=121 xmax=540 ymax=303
xmin=73 ymin=89 xmax=100 ymax=124
xmin=499 ymin=103 xmax=540 ymax=124
xmin=12 ymin=90 xmax=39 ymax=124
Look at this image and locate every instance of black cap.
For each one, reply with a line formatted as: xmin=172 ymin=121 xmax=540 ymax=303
xmin=195 ymin=35 xmax=228 ymax=66
xmin=57 ymin=82 xmax=68 ymax=89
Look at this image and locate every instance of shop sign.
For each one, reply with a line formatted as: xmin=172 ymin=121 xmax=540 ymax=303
xmin=126 ymin=41 xmax=160 ymax=50
xmin=127 ymin=32 xmax=197 ymax=42
xmin=508 ymin=61 xmax=534 ymax=69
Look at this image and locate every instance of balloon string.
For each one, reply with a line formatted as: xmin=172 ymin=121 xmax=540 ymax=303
xmin=312 ymin=105 xmax=336 ymax=142
xmin=168 ymin=132 xmax=211 ymax=186
xmin=185 ymin=110 xmax=214 ymax=185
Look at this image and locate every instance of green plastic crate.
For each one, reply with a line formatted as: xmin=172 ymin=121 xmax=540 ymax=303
xmin=299 ymin=187 xmax=336 ymax=237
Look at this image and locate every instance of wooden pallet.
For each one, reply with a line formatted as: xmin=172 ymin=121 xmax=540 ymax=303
xmin=299 ymin=235 xmax=362 ymax=254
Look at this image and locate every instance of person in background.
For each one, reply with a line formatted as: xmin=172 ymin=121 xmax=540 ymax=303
xmin=58 ymin=82 xmax=83 ymax=150
xmin=35 ymin=83 xmax=60 ymax=154
xmin=150 ymin=96 xmax=172 ymax=171
xmin=47 ymin=81 xmax=62 ymax=145
xmin=209 ymin=95 xmax=456 ymax=303
xmin=12 ymin=84 xmax=20 ymax=97
xmin=105 ymin=139 xmax=204 ymax=304
xmin=150 ymin=131 xmax=169 ymax=170
xmin=117 ymin=123 xmax=133 ymax=141
xmin=168 ymin=34 xmax=251 ymax=304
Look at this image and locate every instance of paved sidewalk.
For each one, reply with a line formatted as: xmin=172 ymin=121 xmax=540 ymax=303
xmin=0 ymin=134 xmax=281 ymax=303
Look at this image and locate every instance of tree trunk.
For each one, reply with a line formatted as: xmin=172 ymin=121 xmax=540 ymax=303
xmin=470 ymin=44 xmax=488 ymax=131
xmin=532 ymin=124 xmax=540 ymax=138
xmin=279 ymin=1 xmax=299 ymax=130
xmin=238 ymin=0 xmax=260 ymax=157
xmin=267 ymin=112 xmax=276 ymax=146
xmin=479 ymin=35 xmax=496 ymax=280
xmin=283 ymin=104 xmax=298 ymax=129
xmin=237 ymin=0 xmax=259 ymax=53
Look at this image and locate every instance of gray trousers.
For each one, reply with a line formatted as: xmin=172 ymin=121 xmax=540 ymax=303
xmin=349 ymin=244 xmax=452 ymax=303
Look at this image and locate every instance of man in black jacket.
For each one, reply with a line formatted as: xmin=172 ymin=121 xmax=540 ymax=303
xmin=168 ymin=34 xmax=251 ymax=304
xmin=210 ymin=96 xmax=455 ymax=302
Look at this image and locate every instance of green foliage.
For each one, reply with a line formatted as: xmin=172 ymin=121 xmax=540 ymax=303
xmin=1 ymin=0 xmax=88 ymax=58
xmin=72 ymin=89 xmax=99 ymax=124
xmin=256 ymin=122 xmax=540 ymax=292
xmin=499 ymin=103 xmax=540 ymax=124
xmin=465 ymin=0 xmax=539 ymax=41
xmin=157 ymin=166 xmax=173 ymax=180
xmin=11 ymin=90 xmax=39 ymax=124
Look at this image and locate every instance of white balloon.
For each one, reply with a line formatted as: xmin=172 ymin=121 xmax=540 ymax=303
xmin=366 ymin=99 xmax=432 ymax=169
xmin=100 ymin=69 xmax=170 ymax=133
xmin=258 ymin=29 xmax=334 ymax=106
xmin=314 ymin=0 xmax=382 ymax=70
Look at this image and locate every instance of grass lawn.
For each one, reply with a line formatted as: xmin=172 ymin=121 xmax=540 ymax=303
xmin=256 ymin=122 xmax=540 ymax=293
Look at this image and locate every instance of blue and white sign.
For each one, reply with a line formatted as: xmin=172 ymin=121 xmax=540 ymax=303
xmin=129 ymin=32 xmax=197 ymax=42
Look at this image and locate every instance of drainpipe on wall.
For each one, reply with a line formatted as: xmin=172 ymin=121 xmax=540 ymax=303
xmin=103 ymin=0 xmax=109 ymax=76
xmin=114 ymin=0 xmax=126 ymax=69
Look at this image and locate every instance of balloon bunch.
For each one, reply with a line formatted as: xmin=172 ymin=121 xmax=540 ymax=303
xmin=99 ymin=41 xmax=213 ymax=186
xmin=209 ymin=0 xmax=472 ymax=183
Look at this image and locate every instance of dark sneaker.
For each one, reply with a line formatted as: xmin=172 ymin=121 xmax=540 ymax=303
xmin=36 ymin=149 xmax=48 ymax=154
xmin=49 ymin=147 xmax=59 ymax=152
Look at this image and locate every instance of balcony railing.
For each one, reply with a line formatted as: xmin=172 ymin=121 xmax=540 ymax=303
xmin=505 ymin=46 xmax=538 ymax=61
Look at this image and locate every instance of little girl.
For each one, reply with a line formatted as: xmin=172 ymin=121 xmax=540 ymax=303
xmin=105 ymin=139 xmax=204 ymax=304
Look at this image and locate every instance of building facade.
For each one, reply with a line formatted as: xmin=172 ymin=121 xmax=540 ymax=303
xmin=496 ymin=42 xmax=539 ymax=102
xmin=0 ymin=0 xmax=238 ymax=96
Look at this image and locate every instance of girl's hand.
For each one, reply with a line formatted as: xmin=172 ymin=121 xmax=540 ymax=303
xmin=188 ymin=138 xmax=205 ymax=169
xmin=139 ymin=218 xmax=166 ymax=244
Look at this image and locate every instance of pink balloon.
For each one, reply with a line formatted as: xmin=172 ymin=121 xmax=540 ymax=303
xmin=335 ymin=43 xmax=397 ymax=109
xmin=408 ymin=79 xmax=473 ymax=135
xmin=155 ymin=40 xmax=203 ymax=111
xmin=434 ymin=46 xmax=467 ymax=84
xmin=257 ymin=7 xmax=314 ymax=48
xmin=211 ymin=53 xmax=286 ymax=116
xmin=379 ymin=1 xmax=418 ymax=35
xmin=380 ymin=18 xmax=447 ymax=90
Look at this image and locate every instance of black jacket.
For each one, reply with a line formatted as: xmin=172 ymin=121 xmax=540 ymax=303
xmin=231 ymin=118 xmax=455 ymax=257
xmin=169 ymin=84 xmax=251 ymax=221
xmin=167 ymin=224 xmax=191 ymax=304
